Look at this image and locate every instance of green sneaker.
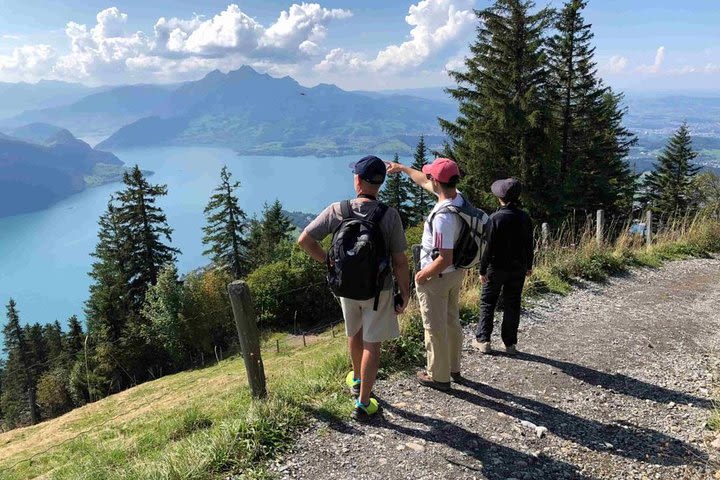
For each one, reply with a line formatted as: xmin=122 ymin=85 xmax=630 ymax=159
xmin=345 ymin=371 xmax=361 ymax=395
xmin=352 ymin=398 xmax=379 ymax=420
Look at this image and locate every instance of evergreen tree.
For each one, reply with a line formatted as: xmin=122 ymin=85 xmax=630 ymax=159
xmin=43 ymin=321 xmax=66 ymax=366
xmin=409 ymin=136 xmax=434 ymax=223
xmin=202 ymin=166 xmax=249 ymax=279
xmin=379 ymin=154 xmax=413 ymax=228
xmin=2 ymin=300 xmax=39 ymax=424
xmin=141 ymin=264 xmax=187 ymax=366
xmin=245 ymin=217 xmax=264 ymax=271
xmin=643 ymin=123 xmax=701 ymax=213
xmin=440 ymin=0 xmax=556 ymax=216
xmin=115 ymin=166 xmax=179 ymax=309
xmin=247 ymin=200 xmax=294 ymax=268
xmin=65 ymin=315 xmax=85 ymax=360
xmin=547 ymin=0 xmax=637 ymax=213
xmin=547 ymin=0 xmax=596 ymax=183
xmin=86 ymin=201 xmax=131 ymax=344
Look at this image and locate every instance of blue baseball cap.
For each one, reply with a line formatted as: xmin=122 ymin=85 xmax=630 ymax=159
xmin=349 ymin=155 xmax=386 ymax=185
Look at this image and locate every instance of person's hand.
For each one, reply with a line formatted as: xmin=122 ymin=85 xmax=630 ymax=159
xmin=385 ymin=161 xmax=404 ymax=175
xmin=526 ymin=269 xmax=533 ymax=277
xmin=479 ymin=274 xmax=488 ymax=285
xmin=415 ymin=271 xmax=430 ymax=286
xmin=395 ymin=291 xmax=410 ymax=314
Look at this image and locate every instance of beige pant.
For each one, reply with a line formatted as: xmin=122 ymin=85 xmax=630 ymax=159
xmin=417 ymin=269 xmax=466 ymax=383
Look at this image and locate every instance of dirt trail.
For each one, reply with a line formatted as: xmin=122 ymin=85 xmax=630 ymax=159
xmin=274 ymin=257 xmax=720 ymax=480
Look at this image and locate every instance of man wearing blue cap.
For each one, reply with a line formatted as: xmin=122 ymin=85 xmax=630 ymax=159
xmin=298 ymin=155 xmax=410 ymax=419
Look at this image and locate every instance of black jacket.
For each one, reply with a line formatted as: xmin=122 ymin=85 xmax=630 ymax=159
xmin=479 ymin=205 xmax=534 ymax=275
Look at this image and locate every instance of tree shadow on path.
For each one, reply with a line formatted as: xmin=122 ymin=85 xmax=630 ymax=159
xmin=456 ymin=378 xmax=707 ymax=467
xmin=515 ymin=352 xmax=712 ymax=409
xmin=378 ymin=400 xmax=593 ymax=480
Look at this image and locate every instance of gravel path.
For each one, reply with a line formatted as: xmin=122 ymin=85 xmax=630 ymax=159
xmin=274 ymin=257 xmax=720 ymax=480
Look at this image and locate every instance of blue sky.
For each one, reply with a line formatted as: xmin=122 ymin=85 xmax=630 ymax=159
xmin=0 ymin=0 xmax=718 ymax=91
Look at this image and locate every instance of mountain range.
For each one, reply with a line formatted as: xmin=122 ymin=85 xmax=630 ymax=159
xmin=0 ymin=80 xmax=105 ymax=119
xmin=0 ymin=124 xmax=123 ymax=217
xmin=2 ymin=66 xmax=456 ymax=156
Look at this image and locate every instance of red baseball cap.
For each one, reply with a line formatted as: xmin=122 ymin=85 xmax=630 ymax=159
xmin=422 ymin=157 xmax=460 ymax=183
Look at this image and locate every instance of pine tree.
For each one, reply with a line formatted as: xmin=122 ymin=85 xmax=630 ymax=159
xmin=202 ymin=166 xmax=248 ymax=279
xmin=2 ymin=300 xmax=39 ymax=424
xmin=547 ymin=1 xmax=637 ymax=213
xmin=409 ymin=136 xmax=434 ymax=224
xmin=547 ymin=0 xmax=596 ymax=182
xmin=64 ymin=315 xmax=85 ymax=360
xmin=141 ymin=264 xmax=187 ymax=366
xmin=115 ymin=166 xmax=179 ymax=309
xmin=643 ymin=123 xmax=701 ymax=213
xmin=379 ymin=154 xmax=413 ymax=228
xmin=86 ymin=201 xmax=131 ymax=343
xmin=43 ymin=321 xmax=66 ymax=367
xmin=247 ymin=200 xmax=294 ymax=268
xmin=440 ymin=0 xmax=556 ymax=216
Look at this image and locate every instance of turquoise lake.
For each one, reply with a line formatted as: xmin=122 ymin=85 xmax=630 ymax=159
xmin=0 ymin=146 xmax=369 ymax=326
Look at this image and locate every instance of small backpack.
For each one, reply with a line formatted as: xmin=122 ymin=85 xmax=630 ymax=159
xmin=327 ymin=200 xmax=390 ymax=310
xmin=428 ymin=196 xmax=489 ymax=269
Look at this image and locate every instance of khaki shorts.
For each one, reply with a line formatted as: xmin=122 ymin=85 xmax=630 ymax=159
xmin=340 ymin=290 xmax=400 ymax=343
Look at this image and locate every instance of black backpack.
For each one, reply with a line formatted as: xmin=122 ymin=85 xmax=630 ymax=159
xmin=327 ymin=200 xmax=390 ymax=310
xmin=427 ymin=195 xmax=489 ymax=269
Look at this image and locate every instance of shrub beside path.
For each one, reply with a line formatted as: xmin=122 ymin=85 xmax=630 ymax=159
xmin=272 ymin=257 xmax=720 ymax=479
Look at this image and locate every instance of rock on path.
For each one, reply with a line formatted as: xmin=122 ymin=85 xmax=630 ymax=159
xmin=274 ymin=257 xmax=720 ymax=480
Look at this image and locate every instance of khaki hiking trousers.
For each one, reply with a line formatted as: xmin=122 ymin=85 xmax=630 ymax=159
xmin=416 ymin=268 xmax=466 ymax=383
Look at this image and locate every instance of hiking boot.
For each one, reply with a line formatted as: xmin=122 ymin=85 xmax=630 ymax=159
xmin=451 ymin=372 xmax=464 ymax=384
xmin=352 ymin=397 xmax=379 ymax=420
xmin=504 ymin=344 xmax=518 ymax=355
xmin=416 ymin=371 xmax=451 ymax=391
xmin=345 ymin=371 xmax=361 ymax=396
xmin=472 ymin=338 xmax=492 ymax=354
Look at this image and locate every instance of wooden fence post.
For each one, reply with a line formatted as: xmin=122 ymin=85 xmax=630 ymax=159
xmin=596 ymin=210 xmax=605 ymax=246
xmin=541 ymin=222 xmax=549 ymax=248
xmin=646 ymin=210 xmax=653 ymax=247
xmin=228 ymin=281 xmax=267 ymax=399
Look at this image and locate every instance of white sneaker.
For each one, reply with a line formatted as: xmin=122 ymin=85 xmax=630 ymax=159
xmin=472 ymin=339 xmax=492 ymax=354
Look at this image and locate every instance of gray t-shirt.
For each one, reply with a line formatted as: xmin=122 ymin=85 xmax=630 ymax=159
xmin=304 ymin=199 xmax=407 ymax=290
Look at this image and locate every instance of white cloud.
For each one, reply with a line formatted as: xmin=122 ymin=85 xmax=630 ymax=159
xmin=153 ymin=3 xmax=350 ymax=61
xmin=444 ymin=55 xmax=466 ymax=72
xmin=0 ymin=44 xmax=56 ymax=80
xmin=636 ymin=46 xmax=665 ymax=74
xmin=259 ymin=3 xmax=351 ymax=58
xmin=153 ymin=5 xmax=263 ymax=57
xmin=607 ymin=55 xmax=628 ymax=74
xmin=53 ymin=8 xmax=148 ymax=81
xmin=0 ymin=3 xmax=354 ymax=84
xmin=0 ymin=2 xmax=474 ymax=88
xmin=316 ymin=0 xmax=475 ymax=74
xmin=705 ymin=63 xmax=720 ymax=73
xmin=1 ymin=34 xmax=22 ymax=41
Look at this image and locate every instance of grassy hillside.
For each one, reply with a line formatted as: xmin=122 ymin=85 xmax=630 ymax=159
xmin=0 ymin=332 xmax=350 ymax=479
xmin=1 ymin=214 xmax=719 ymax=479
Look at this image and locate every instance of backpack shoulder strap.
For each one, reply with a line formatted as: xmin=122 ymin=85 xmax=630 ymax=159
xmin=368 ymin=202 xmax=389 ymax=225
xmin=340 ymin=200 xmax=353 ymax=220
xmin=427 ymin=204 xmax=458 ymax=234
xmin=369 ymin=202 xmax=389 ymax=312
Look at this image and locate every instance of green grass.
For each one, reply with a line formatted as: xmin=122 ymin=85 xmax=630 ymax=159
xmin=0 ymin=333 xmax=350 ymax=480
